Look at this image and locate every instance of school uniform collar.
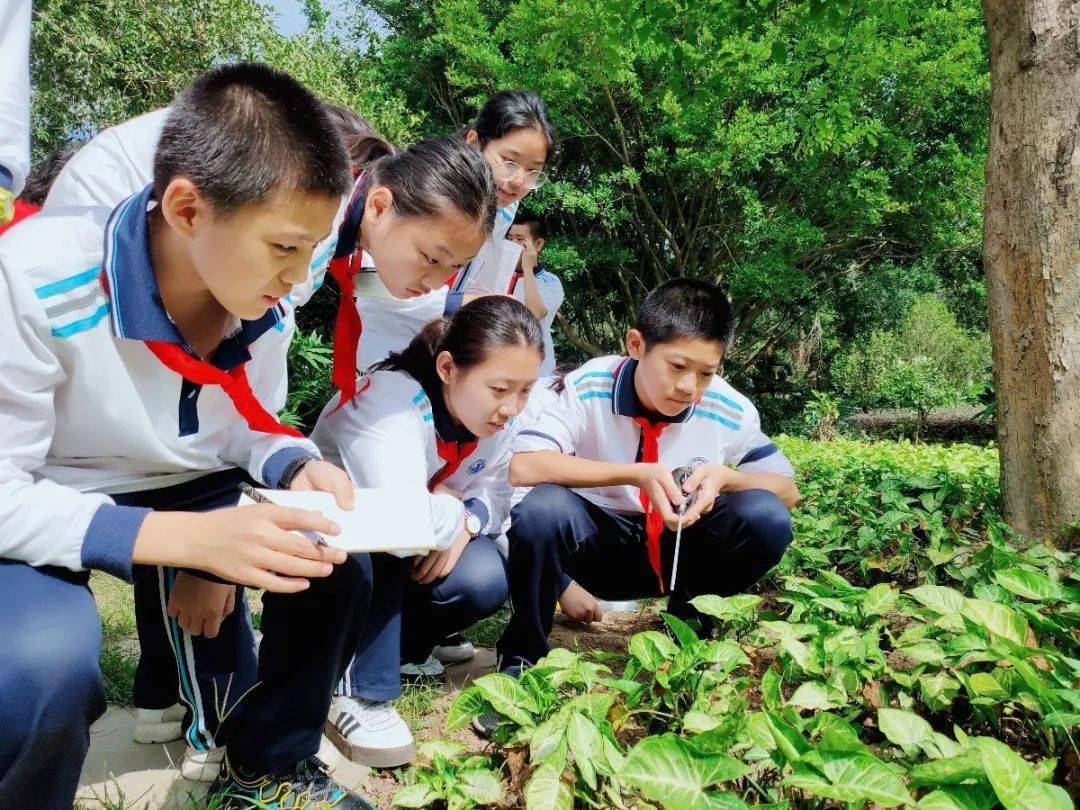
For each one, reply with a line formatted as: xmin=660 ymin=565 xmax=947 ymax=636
xmin=101 ymin=184 xmax=285 ymax=361
xmin=417 ymin=373 xmax=476 ymax=444
xmin=612 ymin=357 xmax=695 ymax=424
xmin=333 ymin=176 xmax=369 ymax=260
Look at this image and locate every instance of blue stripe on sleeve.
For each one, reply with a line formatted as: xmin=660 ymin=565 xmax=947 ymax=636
xmin=34 ymin=266 xmax=102 ymax=299
xmin=739 ymin=442 xmax=778 ymax=465
xmin=82 ymin=504 xmax=152 ymax=581
xmin=517 ymin=429 xmax=564 ymax=453
xmin=694 ymin=409 xmax=741 ymax=430
xmin=701 ymin=390 xmax=745 ymax=412
xmin=51 ymin=303 xmax=111 ymax=338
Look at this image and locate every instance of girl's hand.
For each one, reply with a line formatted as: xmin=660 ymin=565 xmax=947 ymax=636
xmin=411 ymin=526 xmax=470 ymax=585
xmin=289 ymin=459 xmax=355 ymax=510
xmin=167 ymin=572 xmax=236 ymax=638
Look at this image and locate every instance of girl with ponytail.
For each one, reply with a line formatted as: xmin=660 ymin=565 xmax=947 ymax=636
xmin=312 ymin=296 xmax=544 ymax=768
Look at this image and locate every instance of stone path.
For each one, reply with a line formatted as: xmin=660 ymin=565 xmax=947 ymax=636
xmin=75 ymin=649 xmax=498 ymax=809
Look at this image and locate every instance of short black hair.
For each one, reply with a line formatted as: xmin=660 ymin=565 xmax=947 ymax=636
xmin=512 ymin=213 xmax=546 ymax=241
xmin=635 ymin=279 xmax=733 ymax=348
xmin=154 ymin=62 xmax=351 ymax=211
xmin=471 ymin=90 xmax=557 ymax=157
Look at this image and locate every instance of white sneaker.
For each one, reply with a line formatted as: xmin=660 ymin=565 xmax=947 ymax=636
xmin=596 ymin=599 xmax=640 ymax=612
xmin=316 ymin=733 xmax=342 ymax=770
xmin=400 ymin=654 xmax=445 ymax=680
xmin=432 ymin=634 xmax=475 ymax=665
xmin=180 ymin=744 xmax=225 ymax=782
xmin=326 ymin=696 xmax=415 ymax=768
xmin=133 ymin=704 xmax=186 ymax=744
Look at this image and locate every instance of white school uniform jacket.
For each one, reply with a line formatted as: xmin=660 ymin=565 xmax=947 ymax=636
xmin=0 ymin=0 xmax=31 ymax=195
xmin=355 ymin=288 xmax=448 ymax=372
xmin=43 ymin=106 xmax=342 ymax=308
xmin=44 ymin=108 xmax=169 ymax=210
xmin=0 ymin=186 xmax=321 ymax=579
xmin=312 ymin=369 xmax=517 ymax=553
xmin=510 ymin=268 xmax=564 ymax=376
xmin=513 ymin=356 xmax=794 ymax=514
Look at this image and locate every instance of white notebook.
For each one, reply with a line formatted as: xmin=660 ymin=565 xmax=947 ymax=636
xmin=238 ymin=483 xmax=437 ymax=556
xmin=462 ymin=239 xmax=522 ymax=295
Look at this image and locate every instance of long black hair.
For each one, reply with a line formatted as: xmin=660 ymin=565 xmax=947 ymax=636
xmin=376 ymin=296 xmax=544 ymax=394
xmin=470 ymin=90 xmax=557 ymax=156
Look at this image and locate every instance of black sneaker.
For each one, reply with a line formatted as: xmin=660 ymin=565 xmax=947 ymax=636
xmin=471 ymin=710 xmax=501 ymax=739
xmin=471 ymin=662 xmax=525 ymax=739
xmin=210 ymin=755 xmax=375 ymax=809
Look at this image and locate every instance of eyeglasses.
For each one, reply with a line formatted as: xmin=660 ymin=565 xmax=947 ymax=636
xmin=496 ymin=156 xmax=549 ymax=190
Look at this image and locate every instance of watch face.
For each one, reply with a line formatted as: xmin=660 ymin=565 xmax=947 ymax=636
xmin=465 ymin=512 xmax=482 ymax=535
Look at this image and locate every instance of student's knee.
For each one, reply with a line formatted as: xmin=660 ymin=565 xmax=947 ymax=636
xmin=727 ymin=489 xmax=793 ymax=565
xmin=509 ymin=484 xmax=580 ymax=547
xmin=1 ymin=617 xmax=105 ymax=743
xmin=337 ymin=552 xmax=374 ymax=605
xmin=439 ymin=543 xmax=509 ymax=619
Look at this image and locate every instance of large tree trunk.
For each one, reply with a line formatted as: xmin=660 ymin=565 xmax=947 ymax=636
xmin=982 ymin=1 xmax=1080 ymax=542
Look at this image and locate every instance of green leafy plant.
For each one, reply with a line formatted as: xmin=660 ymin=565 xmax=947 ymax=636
xmin=392 ymin=741 xmax=503 ymax=809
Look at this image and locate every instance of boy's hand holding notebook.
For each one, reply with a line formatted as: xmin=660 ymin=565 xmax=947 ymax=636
xmin=239 ymin=482 xmax=438 ymax=557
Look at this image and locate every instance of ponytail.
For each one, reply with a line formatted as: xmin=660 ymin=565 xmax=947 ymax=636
xmin=323 ymin=103 xmax=397 ymax=174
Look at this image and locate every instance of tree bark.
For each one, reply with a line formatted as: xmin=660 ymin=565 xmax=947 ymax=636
xmin=982 ymin=0 xmax=1080 ymax=541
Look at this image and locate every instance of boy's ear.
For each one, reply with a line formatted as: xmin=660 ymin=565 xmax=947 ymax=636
xmin=435 ymin=350 xmax=455 ymax=385
xmin=534 ymin=236 xmax=545 ymax=252
xmin=626 ymin=328 xmax=647 ymax=360
xmin=158 ymin=177 xmax=204 ymax=238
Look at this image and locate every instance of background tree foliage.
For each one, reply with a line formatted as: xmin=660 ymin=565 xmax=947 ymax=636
xmin=27 ymin=0 xmax=992 ymax=430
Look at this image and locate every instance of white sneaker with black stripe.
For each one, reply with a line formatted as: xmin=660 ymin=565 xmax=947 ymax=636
xmin=326 ymin=696 xmax=415 ymax=768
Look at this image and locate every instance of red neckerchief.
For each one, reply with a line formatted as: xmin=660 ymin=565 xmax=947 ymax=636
xmin=145 ymin=341 xmax=302 ymax=438
xmin=328 ymin=248 xmax=364 ymax=409
xmin=328 ymin=176 xmax=371 ymax=409
xmin=633 ymin=416 xmax=670 ymax=592
xmin=428 ymin=436 xmax=479 ymax=491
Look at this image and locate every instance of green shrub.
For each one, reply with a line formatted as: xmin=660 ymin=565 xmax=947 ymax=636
xmin=833 ymin=295 xmax=991 ymax=413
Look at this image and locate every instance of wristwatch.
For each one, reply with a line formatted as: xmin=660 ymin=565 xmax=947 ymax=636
xmin=279 ymin=454 xmax=316 ymax=489
xmin=463 ymin=510 xmax=482 ymax=538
